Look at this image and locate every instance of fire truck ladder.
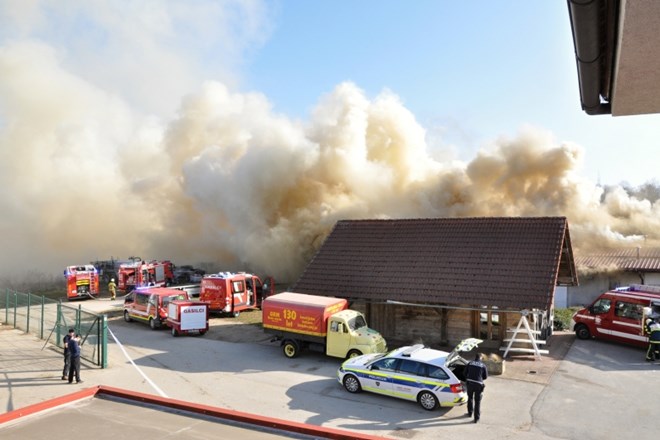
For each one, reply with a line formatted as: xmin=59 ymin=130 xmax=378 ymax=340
xmin=500 ymin=310 xmax=549 ymax=360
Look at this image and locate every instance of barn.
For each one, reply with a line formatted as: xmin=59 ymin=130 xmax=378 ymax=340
xmin=292 ymin=217 xmax=578 ymax=350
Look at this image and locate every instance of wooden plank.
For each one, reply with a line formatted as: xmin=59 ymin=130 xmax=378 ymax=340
xmin=503 ymin=339 xmax=546 ymax=344
xmin=499 ymin=347 xmax=549 ymax=354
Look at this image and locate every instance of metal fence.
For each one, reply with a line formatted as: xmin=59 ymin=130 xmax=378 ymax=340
xmin=1 ymin=289 xmax=107 ymax=368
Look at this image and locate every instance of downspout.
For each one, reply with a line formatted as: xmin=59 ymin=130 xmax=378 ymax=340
xmin=567 ymin=0 xmax=617 ymax=115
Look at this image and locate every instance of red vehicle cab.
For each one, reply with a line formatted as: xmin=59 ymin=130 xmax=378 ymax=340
xmin=572 ymin=284 xmax=660 ymax=348
xmin=123 ymin=287 xmax=190 ymax=330
xmin=64 ymin=264 xmax=100 ymax=300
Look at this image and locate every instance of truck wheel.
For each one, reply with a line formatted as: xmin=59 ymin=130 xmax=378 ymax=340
xmin=346 ymin=349 xmax=362 ymax=359
xmin=171 ymin=327 xmax=178 ymax=337
xmin=575 ymin=324 xmax=591 ymax=340
xmin=343 ymin=375 xmax=361 ymax=393
xmin=123 ymin=310 xmax=132 ymax=322
xmin=283 ymin=340 xmax=300 ymax=358
xmin=149 ymin=318 xmax=160 ymax=330
xmin=418 ymin=391 xmax=438 ymax=411
xmin=233 ymin=311 xmax=240 ymax=318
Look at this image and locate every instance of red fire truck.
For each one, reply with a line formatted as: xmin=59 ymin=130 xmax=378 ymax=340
xmin=64 ymin=264 xmax=100 ymax=300
xmin=199 ymin=272 xmax=274 ymax=316
xmin=118 ymin=260 xmax=175 ymax=292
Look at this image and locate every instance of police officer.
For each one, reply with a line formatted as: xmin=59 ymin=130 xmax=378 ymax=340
xmin=465 ymin=352 xmax=488 ymax=423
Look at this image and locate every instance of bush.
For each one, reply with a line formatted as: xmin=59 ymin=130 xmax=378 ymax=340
xmin=554 ymin=307 xmax=581 ymax=331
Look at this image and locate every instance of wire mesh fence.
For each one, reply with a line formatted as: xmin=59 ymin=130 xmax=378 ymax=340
xmin=1 ymin=289 xmax=107 ymax=368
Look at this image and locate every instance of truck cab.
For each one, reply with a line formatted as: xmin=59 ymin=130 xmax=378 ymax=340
xmin=325 ymin=310 xmax=385 ymax=358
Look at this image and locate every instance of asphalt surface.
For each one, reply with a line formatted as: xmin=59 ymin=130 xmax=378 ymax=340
xmin=1 ymin=300 xmax=659 ymax=440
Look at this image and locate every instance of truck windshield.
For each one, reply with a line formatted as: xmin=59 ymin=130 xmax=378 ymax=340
xmin=348 ymin=314 xmax=367 ymax=330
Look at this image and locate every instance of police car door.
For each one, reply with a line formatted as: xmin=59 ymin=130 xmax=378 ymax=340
xmin=391 ymin=359 xmax=423 ymax=401
xmin=364 ymin=357 xmax=397 ymax=395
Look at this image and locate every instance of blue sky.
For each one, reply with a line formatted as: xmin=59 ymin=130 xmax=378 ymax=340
xmin=1 ymin=1 xmax=659 ymax=278
xmin=245 ymin=1 xmax=658 ymax=187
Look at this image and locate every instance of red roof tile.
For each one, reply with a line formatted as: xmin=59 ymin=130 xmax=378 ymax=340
xmin=293 ymin=217 xmax=577 ymax=310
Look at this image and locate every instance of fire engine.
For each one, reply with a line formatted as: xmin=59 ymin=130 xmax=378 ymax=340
xmin=63 ymin=264 xmax=100 ymax=300
xmin=199 ymin=272 xmax=274 ymax=316
xmin=118 ymin=259 xmax=175 ymax=292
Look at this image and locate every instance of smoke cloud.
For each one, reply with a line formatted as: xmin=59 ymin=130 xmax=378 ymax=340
xmin=1 ymin=2 xmax=659 ymax=283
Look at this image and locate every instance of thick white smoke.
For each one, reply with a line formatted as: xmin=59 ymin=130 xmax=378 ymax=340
xmin=1 ymin=1 xmax=659 ymax=284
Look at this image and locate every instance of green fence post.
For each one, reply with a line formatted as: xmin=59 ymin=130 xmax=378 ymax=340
xmin=26 ymin=292 xmax=31 ymax=333
xmin=12 ymin=291 xmax=17 ymax=328
xmin=40 ymin=296 xmax=45 ymax=340
xmin=102 ymin=314 xmax=108 ymax=369
xmin=4 ymin=288 xmax=7 ymax=323
xmin=56 ymin=302 xmax=62 ymax=347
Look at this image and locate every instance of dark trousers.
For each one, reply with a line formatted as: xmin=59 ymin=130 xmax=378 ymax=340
xmin=466 ymin=381 xmax=484 ymax=421
xmin=62 ymin=352 xmax=71 ymax=378
xmin=68 ymin=356 xmax=80 ymax=383
xmin=647 ymin=342 xmax=660 ymax=361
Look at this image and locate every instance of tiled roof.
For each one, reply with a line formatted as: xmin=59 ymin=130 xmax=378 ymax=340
xmin=293 ymin=217 xmax=577 ymax=311
xmin=576 ymin=248 xmax=660 ymax=272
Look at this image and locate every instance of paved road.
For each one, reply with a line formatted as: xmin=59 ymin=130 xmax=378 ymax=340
xmin=1 ymin=317 xmax=658 ymax=440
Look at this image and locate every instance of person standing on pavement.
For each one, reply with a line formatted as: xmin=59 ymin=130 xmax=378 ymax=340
xmin=62 ymin=328 xmax=74 ymax=380
xmin=465 ymin=352 xmax=488 ymax=424
xmin=108 ymin=278 xmax=117 ymax=300
xmin=645 ymin=318 xmax=660 ymax=362
xmin=67 ymin=334 xmax=83 ymax=384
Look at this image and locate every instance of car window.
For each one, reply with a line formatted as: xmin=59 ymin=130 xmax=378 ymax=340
xmin=371 ymin=357 xmax=399 ymax=371
xmin=397 ymin=359 xmax=421 ymax=375
xmin=592 ymin=298 xmax=611 ymax=314
xmin=615 ymin=301 xmax=643 ymax=320
xmin=423 ymin=364 xmax=450 ymax=380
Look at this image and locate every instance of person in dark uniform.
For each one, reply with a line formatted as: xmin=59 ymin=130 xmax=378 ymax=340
xmin=645 ymin=318 xmax=660 ymax=362
xmin=62 ymin=328 xmax=74 ymax=380
xmin=465 ymin=352 xmax=488 ymax=423
xmin=67 ymin=334 xmax=83 ymax=384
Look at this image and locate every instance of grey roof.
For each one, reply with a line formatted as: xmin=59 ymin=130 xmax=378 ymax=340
xmin=576 ymin=248 xmax=660 ymax=272
xmin=293 ymin=217 xmax=577 ymax=311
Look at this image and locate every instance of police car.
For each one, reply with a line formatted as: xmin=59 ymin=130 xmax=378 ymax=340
xmin=337 ymin=338 xmax=482 ymax=411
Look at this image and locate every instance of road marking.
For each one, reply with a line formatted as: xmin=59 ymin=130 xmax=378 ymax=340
xmin=107 ymin=326 xmax=168 ymax=398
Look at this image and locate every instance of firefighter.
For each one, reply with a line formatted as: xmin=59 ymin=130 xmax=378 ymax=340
xmin=108 ymin=278 xmax=117 ymax=300
xmin=646 ymin=317 xmax=660 ymax=362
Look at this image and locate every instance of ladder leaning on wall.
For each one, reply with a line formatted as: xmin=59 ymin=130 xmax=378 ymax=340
xmin=500 ymin=310 xmax=549 ymax=360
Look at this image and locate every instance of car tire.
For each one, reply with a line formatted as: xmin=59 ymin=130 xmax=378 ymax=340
xmin=575 ymin=324 xmax=591 ymax=340
xmin=282 ymin=340 xmax=300 ymax=358
xmin=343 ymin=375 xmax=362 ymax=393
xmin=346 ymin=349 xmax=362 ymax=359
xmin=171 ymin=327 xmax=178 ymax=337
xmin=149 ymin=318 xmax=160 ymax=330
xmin=123 ymin=310 xmax=132 ymax=322
xmin=418 ymin=391 xmax=438 ymax=411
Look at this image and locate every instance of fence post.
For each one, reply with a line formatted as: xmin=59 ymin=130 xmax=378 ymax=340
xmin=101 ymin=314 xmax=108 ymax=369
xmin=26 ymin=292 xmax=31 ymax=333
xmin=4 ymin=288 xmax=7 ymax=323
xmin=12 ymin=291 xmax=17 ymax=328
xmin=56 ymin=301 xmax=62 ymax=346
xmin=40 ymin=296 xmax=45 ymax=340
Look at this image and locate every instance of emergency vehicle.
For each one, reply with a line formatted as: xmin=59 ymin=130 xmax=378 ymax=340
xmin=63 ymin=264 xmax=100 ymax=300
xmin=199 ymin=272 xmax=274 ymax=316
xmin=123 ymin=287 xmax=190 ymax=330
xmin=167 ymin=300 xmax=209 ymax=337
xmin=572 ymin=284 xmax=660 ymax=348
xmin=118 ymin=259 xmax=175 ymax=292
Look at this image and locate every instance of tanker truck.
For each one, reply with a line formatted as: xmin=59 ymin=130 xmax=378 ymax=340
xmin=262 ymin=292 xmax=387 ymax=359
